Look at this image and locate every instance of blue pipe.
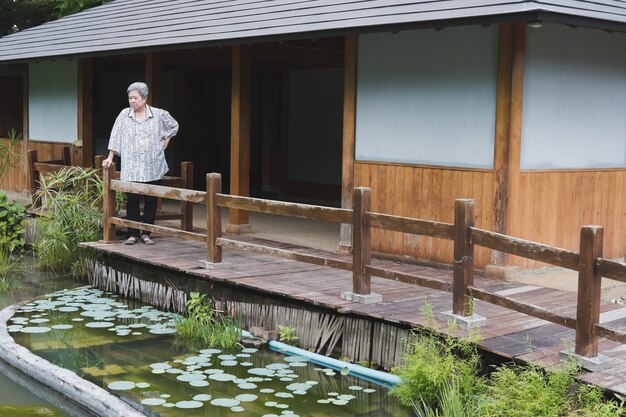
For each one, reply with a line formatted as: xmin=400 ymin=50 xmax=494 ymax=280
xmin=268 ymin=340 xmax=401 ymax=387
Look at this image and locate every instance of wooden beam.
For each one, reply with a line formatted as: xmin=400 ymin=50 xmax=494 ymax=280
xmin=21 ymin=63 xmax=29 ymax=192
xmin=492 ymin=23 xmax=514 ymax=265
xmin=251 ymin=44 xmax=344 ymax=67
xmin=145 ymin=52 xmax=163 ymax=107
xmin=228 ymin=45 xmax=252 ymax=231
xmin=503 ymin=22 xmax=526 ymax=264
xmin=78 ymin=58 xmax=93 ymax=167
xmin=338 ymin=35 xmax=358 ymax=253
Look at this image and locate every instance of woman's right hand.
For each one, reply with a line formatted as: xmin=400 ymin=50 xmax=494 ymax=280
xmin=102 ymin=158 xmax=113 ymax=168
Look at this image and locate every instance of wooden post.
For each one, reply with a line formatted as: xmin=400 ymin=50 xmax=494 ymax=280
xmin=181 ymin=161 xmax=194 ymax=231
xmin=145 ymin=52 xmax=163 ymax=107
xmin=206 ymin=173 xmax=222 ymax=263
xmin=102 ymin=163 xmax=116 ymax=242
xmin=27 ymin=150 xmax=39 ymax=207
xmin=94 ymin=155 xmax=104 ymax=171
xmin=22 ymin=63 xmax=29 ymax=192
xmin=575 ymin=225 xmax=603 ymax=357
xmin=338 ymin=35 xmax=358 ymax=253
xmin=78 ymin=58 xmax=93 ymax=167
xmin=352 ymin=187 xmax=371 ymax=295
xmin=453 ymin=199 xmax=475 ymax=316
xmin=227 ymin=45 xmax=251 ymax=232
xmin=62 ymin=146 xmax=71 ymax=165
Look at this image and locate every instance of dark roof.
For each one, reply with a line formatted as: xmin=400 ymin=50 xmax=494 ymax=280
xmin=1 ymin=0 xmax=625 ymax=63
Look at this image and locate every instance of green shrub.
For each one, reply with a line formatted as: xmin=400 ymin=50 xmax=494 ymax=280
xmin=390 ymin=328 xmax=483 ymax=409
xmin=479 ymin=363 xmax=576 ymax=417
xmin=574 ymin=385 xmax=625 ymax=417
xmin=0 ymin=191 xmax=25 ymax=253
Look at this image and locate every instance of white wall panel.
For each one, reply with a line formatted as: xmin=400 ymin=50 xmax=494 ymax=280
xmin=521 ymin=24 xmax=626 ymax=169
xmin=355 ymin=26 xmax=498 ymax=168
xmin=29 ymin=60 xmax=78 ymax=143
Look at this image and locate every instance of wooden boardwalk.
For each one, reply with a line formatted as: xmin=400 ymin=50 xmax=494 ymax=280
xmin=83 ymin=235 xmax=626 ymax=394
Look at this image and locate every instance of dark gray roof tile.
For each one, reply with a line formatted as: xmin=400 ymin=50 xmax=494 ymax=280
xmin=0 ymin=0 xmax=625 ymax=63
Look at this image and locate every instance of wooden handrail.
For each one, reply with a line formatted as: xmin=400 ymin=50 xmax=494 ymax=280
xmin=367 ymin=212 xmax=454 ymax=239
xmin=216 ymin=193 xmax=353 ymax=223
xmin=110 ymin=180 xmax=206 ymax=203
xmin=471 ymin=227 xmax=580 ymax=271
xmin=110 ymin=217 xmax=206 ymax=242
xmin=470 ymin=286 xmax=576 ymax=329
xmin=597 ymin=258 xmax=626 ymax=283
xmin=217 ymin=237 xmax=353 ymax=271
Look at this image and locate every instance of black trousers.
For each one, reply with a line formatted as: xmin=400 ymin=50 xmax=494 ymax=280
xmin=126 ymin=180 xmax=159 ymax=238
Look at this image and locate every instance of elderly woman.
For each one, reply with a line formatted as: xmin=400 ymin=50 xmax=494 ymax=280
xmin=102 ymin=82 xmax=179 ymax=245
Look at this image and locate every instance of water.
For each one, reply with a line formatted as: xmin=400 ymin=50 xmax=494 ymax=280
xmin=0 ymin=255 xmax=90 ymax=417
xmin=10 ymin=287 xmax=414 ymax=417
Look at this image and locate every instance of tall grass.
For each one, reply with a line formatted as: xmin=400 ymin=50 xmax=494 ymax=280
xmin=390 ymin=302 xmax=626 ymax=417
xmin=34 ymin=166 xmax=102 ymax=275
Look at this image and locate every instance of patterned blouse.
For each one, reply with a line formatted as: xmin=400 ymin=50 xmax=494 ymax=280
xmin=107 ymin=105 xmax=179 ymax=182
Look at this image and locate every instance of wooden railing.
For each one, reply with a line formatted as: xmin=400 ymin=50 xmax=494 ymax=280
xmin=27 ymin=147 xmax=72 ymax=207
xmin=101 ymin=169 xmax=626 ymax=361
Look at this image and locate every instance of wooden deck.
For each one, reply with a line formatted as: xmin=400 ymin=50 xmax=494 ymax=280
xmin=82 ymin=235 xmax=626 ymax=395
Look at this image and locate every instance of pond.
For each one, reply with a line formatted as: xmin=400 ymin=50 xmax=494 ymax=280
xmin=0 ymin=255 xmax=91 ymax=417
xmin=6 ymin=263 xmax=414 ymax=416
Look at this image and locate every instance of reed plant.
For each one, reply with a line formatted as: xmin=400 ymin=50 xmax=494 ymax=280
xmin=34 ymin=166 xmax=102 ymax=275
xmin=390 ymin=301 xmax=626 ymax=417
xmin=174 ymin=292 xmax=241 ymax=349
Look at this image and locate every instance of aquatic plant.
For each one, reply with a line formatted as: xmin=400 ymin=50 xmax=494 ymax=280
xmin=34 ymin=166 xmax=102 ymax=276
xmin=174 ymin=292 xmax=241 ymax=349
xmin=278 ymin=324 xmax=299 ymax=346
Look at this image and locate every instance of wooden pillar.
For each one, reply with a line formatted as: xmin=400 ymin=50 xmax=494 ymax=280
xmin=21 ymin=63 xmax=29 ymax=192
xmin=575 ymin=226 xmax=603 ymax=357
xmin=206 ymin=173 xmax=223 ymax=263
xmin=453 ymin=199 xmax=475 ymax=316
xmin=227 ymin=45 xmax=251 ymax=233
xmin=279 ymin=70 xmax=289 ymax=199
xmin=181 ymin=161 xmax=194 ymax=231
xmin=352 ymin=187 xmax=371 ymax=294
xmin=102 ymin=163 xmax=116 ymax=242
xmin=338 ymin=35 xmax=358 ymax=253
xmin=492 ymin=23 xmax=525 ymax=266
xmin=145 ymin=52 xmax=163 ymax=107
xmin=78 ymin=58 xmax=93 ymax=168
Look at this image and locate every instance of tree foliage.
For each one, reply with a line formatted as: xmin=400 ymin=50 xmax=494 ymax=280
xmin=0 ymin=0 xmax=110 ymax=37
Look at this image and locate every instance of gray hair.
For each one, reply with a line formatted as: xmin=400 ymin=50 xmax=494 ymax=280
xmin=127 ymin=82 xmax=149 ymax=98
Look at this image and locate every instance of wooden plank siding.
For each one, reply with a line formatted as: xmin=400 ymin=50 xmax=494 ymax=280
xmin=508 ymin=170 xmax=626 ymax=269
xmin=354 ymin=161 xmax=495 ymax=268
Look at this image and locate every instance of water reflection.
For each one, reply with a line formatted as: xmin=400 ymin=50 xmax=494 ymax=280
xmin=12 ymin=288 xmax=414 ymax=417
xmin=0 ymin=255 xmax=91 ymax=417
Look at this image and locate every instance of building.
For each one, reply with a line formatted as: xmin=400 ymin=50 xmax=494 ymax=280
xmin=1 ymin=1 xmax=625 ymax=270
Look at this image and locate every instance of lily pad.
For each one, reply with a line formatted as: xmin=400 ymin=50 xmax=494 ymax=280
xmin=235 ymin=394 xmax=258 ymax=402
xmin=193 ymin=394 xmax=212 ymax=401
xmin=20 ymin=327 xmax=51 ymax=333
xmin=175 ymin=400 xmax=203 ymax=409
xmin=141 ymin=398 xmax=166 ymax=406
xmin=107 ymin=381 xmax=135 ymax=390
xmin=211 ymin=398 xmax=240 ymax=407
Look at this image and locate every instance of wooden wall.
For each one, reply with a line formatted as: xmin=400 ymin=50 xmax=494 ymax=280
xmin=0 ymin=140 xmax=83 ymax=193
xmin=354 ymin=161 xmax=495 ymax=268
xmin=508 ymin=169 xmax=626 ymax=269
